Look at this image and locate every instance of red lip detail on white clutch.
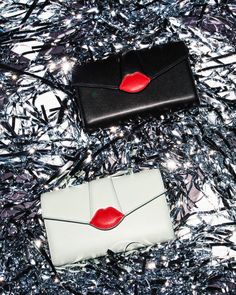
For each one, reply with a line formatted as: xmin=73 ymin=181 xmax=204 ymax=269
xmin=90 ymin=207 xmax=124 ymax=230
xmin=119 ymin=72 xmax=151 ymax=93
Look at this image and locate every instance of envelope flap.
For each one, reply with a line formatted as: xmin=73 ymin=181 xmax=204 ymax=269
xmin=41 ymin=169 xmax=167 ymax=229
xmin=41 ymin=177 xmax=124 ymax=224
xmin=135 ymin=41 xmax=188 ymax=79
xmin=72 ymin=54 xmax=120 ymax=88
xmin=112 ymin=169 xmax=166 ymax=214
xmin=41 ymin=185 xmax=91 ymax=223
xmin=72 ymin=41 xmax=188 ymax=89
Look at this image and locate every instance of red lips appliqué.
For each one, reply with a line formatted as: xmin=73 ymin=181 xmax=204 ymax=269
xmin=90 ymin=207 xmax=124 ymax=230
xmin=119 ymin=71 xmax=151 ymax=93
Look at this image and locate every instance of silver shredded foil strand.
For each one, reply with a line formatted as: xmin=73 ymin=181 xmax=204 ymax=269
xmin=0 ymin=0 xmax=236 ymax=294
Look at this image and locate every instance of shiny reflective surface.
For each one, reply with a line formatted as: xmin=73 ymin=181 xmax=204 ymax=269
xmin=0 ymin=0 xmax=235 ymax=294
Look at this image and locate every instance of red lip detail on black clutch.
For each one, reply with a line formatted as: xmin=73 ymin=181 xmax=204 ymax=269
xmin=90 ymin=207 xmax=124 ymax=230
xmin=119 ymin=72 xmax=151 ymax=93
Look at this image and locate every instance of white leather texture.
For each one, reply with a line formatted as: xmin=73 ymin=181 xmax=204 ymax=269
xmin=41 ymin=169 xmax=175 ymax=266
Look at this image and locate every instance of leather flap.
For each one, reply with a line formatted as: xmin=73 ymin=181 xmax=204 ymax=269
xmin=71 ymin=41 xmax=188 ymax=90
xmin=41 ymin=169 xmax=167 ymax=229
xmin=41 ymin=184 xmax=91 ymax=223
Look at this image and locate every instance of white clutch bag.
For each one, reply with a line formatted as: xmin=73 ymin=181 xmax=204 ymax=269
xmin=41 ymin=169 xmax=174 ymax=266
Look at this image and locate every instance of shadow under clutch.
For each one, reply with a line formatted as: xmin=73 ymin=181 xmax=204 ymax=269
xmin=72 ymin=41 xmax=199 ymax=131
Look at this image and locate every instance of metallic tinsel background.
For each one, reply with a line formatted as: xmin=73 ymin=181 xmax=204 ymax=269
xmin=0 ymin=0 xmax=236 ymax=294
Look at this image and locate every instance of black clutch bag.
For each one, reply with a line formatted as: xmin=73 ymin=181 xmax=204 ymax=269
xmin=72 ymin=41 xmax=199 ymax=131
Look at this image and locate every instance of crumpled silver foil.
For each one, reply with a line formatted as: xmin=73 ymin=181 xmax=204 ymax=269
xmin=0 ymin=0 xmax=236 ymax=294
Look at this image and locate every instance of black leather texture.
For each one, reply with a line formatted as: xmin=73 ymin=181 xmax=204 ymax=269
xmin=72 ymin=42 xmax=199 ymax=131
